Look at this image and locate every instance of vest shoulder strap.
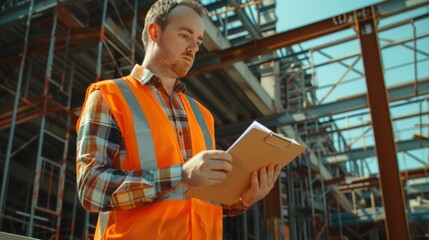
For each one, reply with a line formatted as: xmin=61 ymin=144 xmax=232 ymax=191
xmin=185 ymin=95 xmax=213 ymax=150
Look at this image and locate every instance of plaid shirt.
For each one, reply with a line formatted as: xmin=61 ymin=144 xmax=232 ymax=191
xmin=76 ymin=65 xmax=246 ymax=216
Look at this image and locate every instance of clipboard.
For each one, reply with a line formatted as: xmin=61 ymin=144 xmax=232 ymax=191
xmin=184 ymin=121 xmax=306 ymax=205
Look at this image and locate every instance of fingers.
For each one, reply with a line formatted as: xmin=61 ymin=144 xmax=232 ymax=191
xmin=206 ymin=170 xmax=227 ymax=181
xmin=275 ymin=164 xmax=282 ymax=177
xmin=204 ymin=150 xmax=232 ymax=162
xmin=204 ymin=150 xmax=233 ymax=172
xmin=250 ymin=171 xmax=258 ymax=187
xmin=241 ymin=164 xmax=283 ymax=207
xmin=259 ymin=166 xmax=268 ymax=188
xmin=267 ymin=164 xmax=275 ymax=183
xmin=258 ymin=164 xmax=282 ymax=189
xmin=182 ymin=150 xmax=233 ymax=188
xmin=207 ymin=157 xmax=233 ymax=172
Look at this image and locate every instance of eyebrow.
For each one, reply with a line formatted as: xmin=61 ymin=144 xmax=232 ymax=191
xmin=179 ymin=26 xmax=204 ymax=42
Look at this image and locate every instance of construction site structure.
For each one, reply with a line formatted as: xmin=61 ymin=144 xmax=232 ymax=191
xmin=0 ymin=0 xmax=428 ymax=239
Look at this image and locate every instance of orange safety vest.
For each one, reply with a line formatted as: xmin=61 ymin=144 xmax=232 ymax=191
xmin=77 ymin=75 xmax=222 ymax=239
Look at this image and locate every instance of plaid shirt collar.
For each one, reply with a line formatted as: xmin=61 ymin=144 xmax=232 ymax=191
xmin=130 ymin=64 xmax=186 ymax=95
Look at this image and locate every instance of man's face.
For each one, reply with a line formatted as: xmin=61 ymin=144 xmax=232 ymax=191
xmin=155 ymin=6 xmax=205 ymax=77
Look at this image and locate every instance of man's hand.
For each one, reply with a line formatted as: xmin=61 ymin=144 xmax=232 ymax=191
xmin=182 ymin=150 xmax=232 ymax=188
xmin=240 ymin=163 xmax=282 ymax=207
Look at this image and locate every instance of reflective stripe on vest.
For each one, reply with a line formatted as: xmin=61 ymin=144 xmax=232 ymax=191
xmin=113 ymin=79 xmax=213 ymax=201
xmin=98 ymin=212 xmax=109 ymax=238
xmin=115 ymin=79 xmax=158 ymax=170
xmin=185 ymin=95 xmax=213 ymax=151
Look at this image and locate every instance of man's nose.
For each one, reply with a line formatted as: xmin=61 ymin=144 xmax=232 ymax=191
xmin=188 ymin=39 xmax=199 ymax=54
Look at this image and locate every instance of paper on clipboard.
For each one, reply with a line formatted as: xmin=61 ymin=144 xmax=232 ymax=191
xmin=184 ymin=121 xmax=306 ymax=205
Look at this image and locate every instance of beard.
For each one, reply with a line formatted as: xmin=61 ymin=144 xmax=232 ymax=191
xmin=157 ymin=50 xmax=192 ymax=78
xmin=171 ymin=60 xmax=191 ymax=77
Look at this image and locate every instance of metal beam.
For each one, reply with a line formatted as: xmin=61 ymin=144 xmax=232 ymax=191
xmin=217 ymin=77 xmax=429 ymax=138
xmin=28 ymin=4 xmax=59 ymax=236
xmin=306 ymin=108 xmax=429 ymax=139
xmin=205 ymin=0 xmax=229 ymax=12
xmin=0 ymin=0 xmax=35 ymax=228
xmin=227 ymin=0 xmax=259 ymax=39
xmin=190 ymin=12 xmax=354 ymax=75
xmin=190 ymin=2 xmax=429 ymax=76
xmin=357 ymin=7 xmax=410 ymax=239
xmin=0 ymin=0 xmax=56 ymax=27
xmin=324 ymin=139 xmax=429 ymax=164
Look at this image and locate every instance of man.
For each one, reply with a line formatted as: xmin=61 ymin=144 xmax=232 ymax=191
xmin=76 ymin=0 xmax=282 ymax=239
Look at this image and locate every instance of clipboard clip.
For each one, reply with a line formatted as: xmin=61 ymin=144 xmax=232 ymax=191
xmin=263 ymin=132 xmax=292 ymax=150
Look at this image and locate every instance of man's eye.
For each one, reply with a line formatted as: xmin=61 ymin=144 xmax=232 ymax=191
xmin=180 ymin=34 xmax=189 ymax=39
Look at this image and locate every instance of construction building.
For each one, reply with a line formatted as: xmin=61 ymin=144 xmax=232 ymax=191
xmin=0 ymin=0 xmax=428 ymax=239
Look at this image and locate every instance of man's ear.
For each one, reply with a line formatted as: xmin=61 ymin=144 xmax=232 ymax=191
xmin=148 ymin=23 xmax=159 ymax=43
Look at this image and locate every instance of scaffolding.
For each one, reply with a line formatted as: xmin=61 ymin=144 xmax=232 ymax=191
xmin=0 ymin=0 xmax=140 ymax=238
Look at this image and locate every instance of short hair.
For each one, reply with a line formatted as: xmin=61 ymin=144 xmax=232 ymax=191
xmin=142 ymin=0 xmax=207 ymax=51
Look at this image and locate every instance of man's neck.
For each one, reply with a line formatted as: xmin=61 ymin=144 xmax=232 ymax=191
xmin=159 ymin=77 xmax=176 ymax=96
xmin=142 ymin=63 xmax=176 ymax=95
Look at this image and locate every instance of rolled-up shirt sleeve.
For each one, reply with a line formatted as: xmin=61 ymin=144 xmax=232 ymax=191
xmin=76 ymin=90 xmax=182 ymax=212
